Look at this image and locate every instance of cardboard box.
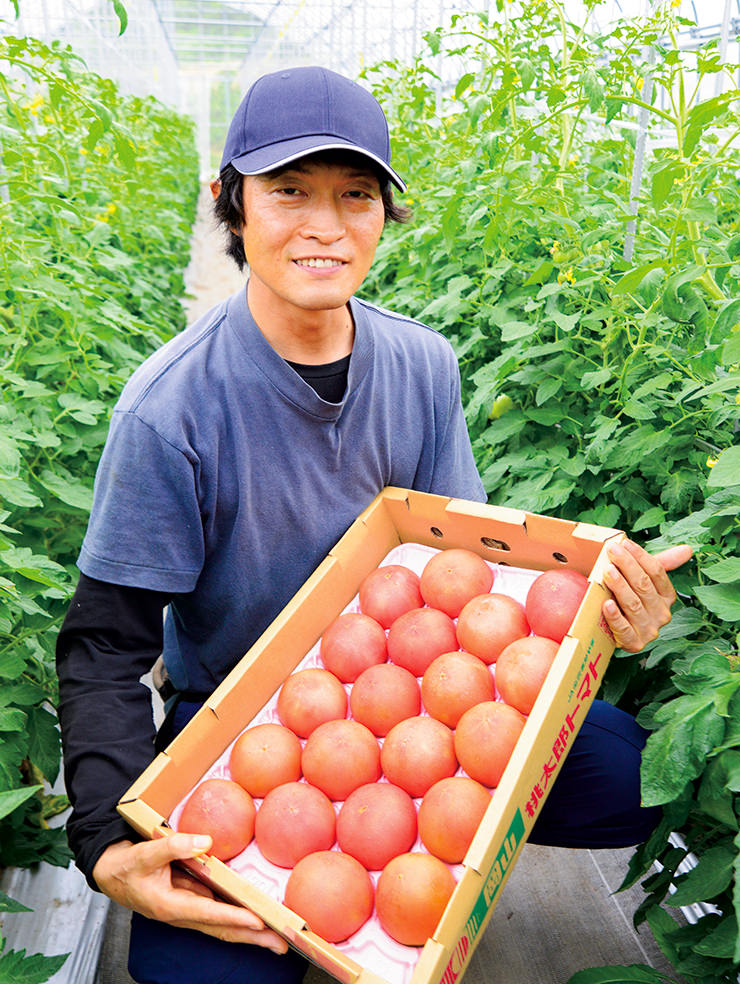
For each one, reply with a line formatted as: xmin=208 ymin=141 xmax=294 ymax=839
xmin=118 ymin=487 xmax=622 ymax=984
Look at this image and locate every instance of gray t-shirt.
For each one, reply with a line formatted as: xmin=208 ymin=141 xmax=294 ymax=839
xmin=78 ymin=285 xmax=485 ymax=694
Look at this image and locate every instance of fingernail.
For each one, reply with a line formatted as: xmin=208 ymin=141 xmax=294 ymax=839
xmin=192 ymin=835 xmax=212 ymax=850
xmin=605 ymin=600 xmax=618 ymax=615
xmin=604 ymin=565 xmax=617 ymax=581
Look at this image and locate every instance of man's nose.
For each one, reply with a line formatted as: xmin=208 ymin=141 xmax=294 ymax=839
xmin=301 ymin=197 xmax=346 ymax=241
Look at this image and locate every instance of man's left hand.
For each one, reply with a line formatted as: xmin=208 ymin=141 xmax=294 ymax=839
xmin=601 ymin=540 xmax=693 ymax=652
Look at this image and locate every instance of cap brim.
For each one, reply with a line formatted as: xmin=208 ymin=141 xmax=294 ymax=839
xmin=229 ymin=136 xmax=406 ymax=192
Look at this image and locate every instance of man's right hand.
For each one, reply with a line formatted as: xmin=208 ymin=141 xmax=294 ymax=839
xmin=92 ymin=836 xmax=289 ymax=954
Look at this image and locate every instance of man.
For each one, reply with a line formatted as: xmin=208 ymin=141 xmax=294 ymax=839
xmin=56 ymin=66 xmax=690 ymax=984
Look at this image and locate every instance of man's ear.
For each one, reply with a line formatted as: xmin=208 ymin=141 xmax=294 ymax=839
xmin=210 ymin=178 xmax=221 ymax=201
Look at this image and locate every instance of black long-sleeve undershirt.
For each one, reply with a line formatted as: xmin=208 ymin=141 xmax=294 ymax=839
xmin=56 ymin=573 xmax=172 ymax=889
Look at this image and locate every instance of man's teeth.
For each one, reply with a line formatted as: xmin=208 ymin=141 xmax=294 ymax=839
xmin=295 ymin=258 xmax=344 ymax=268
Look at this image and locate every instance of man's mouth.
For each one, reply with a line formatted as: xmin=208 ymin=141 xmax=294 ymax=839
xmin=294 ymin=257 xmax=347 ymax=268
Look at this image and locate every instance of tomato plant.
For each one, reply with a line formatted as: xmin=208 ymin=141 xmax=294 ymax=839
xmin=0 ymin=11 xmax=199 ymax=976
xmin=362 ymin=2 xmax=740 ymax=978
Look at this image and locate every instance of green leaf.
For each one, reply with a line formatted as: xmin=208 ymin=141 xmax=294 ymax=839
xmin=26 ymin=707 xmax=61 ymax=785
xmin=684 ymin=92 xmax=733 ymax=156
xmin=111 ymin=0 xmax=128 ymax=34
xmin=633 ymin=506 xmax=665 ymax=532
xmin=713 ymin=298 xmax=740 ymax=340
xmin=0 ymin=947 xmax=68 ymax=984
xmin=580 ymin=67 xmax=604 ymax=113
xmin=581 ymin=368 xmax=611 ymax=389
xmin=694 ymin=583 xmax=740 ymax=621
xmin=612 ymin=261 xmax=664 ymax=296
xmin=535 ymin=377 xmax=562 ymax=405
xmin=0 ymin=890 xmax=32 ymax=914
xmin=501 ymin=320 xmax=536 ymax=342
xmin=605 ymin=96 xmax=624 ymax=124
xmin=455 ymin=73 xmax=476 ymax=100
xmin=667 ymin=844 xmax=735 ymax=906
xmin=113 ymin=130 xmax=136 ymax=168
xmin=36 ymin=470 xmax=93 ymax=512
xmin=661 ymin=271 xmax=708 ymax=328
xmin=641 ymin=694 xmax=725 ymax=806
xmin=707 ymin=446 xmax=740 ymax=489
xmin=566 ymin=967 xmax=666 ymax=984
xmin=517 ymin=58 xmax=535 ymax=92
xmin=644 ymin=906 xmax=681 ymax=967
xmin=702 ymin=557 xmax=740 ymax=583
xmin=722 ymin=331 xmax=740 ymax=366
xmin=693 ymin=914 xmax=737 ymax=958
xmin=550 ymin=309 xmax=579 ymax=333
xmin=0 ymin=708 xmax=27 ymax=733
xmin=697 ymin=751 xmax=740 ymax=828
xmin=0 ymin=786 xmax=42 ymax=822
xmin=651 ymin=161 xmax=683 ymax=209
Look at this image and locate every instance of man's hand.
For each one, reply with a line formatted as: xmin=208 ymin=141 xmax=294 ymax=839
xmin=93 ymin=836 xmax=288 ymax=954
xmin=601 ymin=540 xmax=693 ymax=652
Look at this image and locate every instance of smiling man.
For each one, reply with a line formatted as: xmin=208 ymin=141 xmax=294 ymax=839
xmin=56 ymin=66 xmax=690 ymax=984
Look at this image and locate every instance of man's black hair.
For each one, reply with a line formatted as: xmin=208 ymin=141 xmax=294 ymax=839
xmin=213 ymin=151 xmax=411 ymax=271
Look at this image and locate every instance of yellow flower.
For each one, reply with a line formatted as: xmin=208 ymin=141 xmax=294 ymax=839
xmin=28 ymin=93 xmax=44 ymax=116
xmin=558 ymin=267 xmax=576 ymax=286
xmin=568 ymin=155 xmax=579 ymax=166
xmin=79 ymin=147 xmax=88 ymax=155
xmin=706 ymin=456 xmax=718 ymax=468
xmin=671 ymin=0 xmax=681 ymax=8
xmin=549 ymin=241 xmax=560 ymax=255
xmin=106 ymin=203 xmax=116 ymax=215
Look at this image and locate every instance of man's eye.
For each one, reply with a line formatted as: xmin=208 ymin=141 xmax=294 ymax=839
xmin=277 ymin=187 xmax=301 ymax=196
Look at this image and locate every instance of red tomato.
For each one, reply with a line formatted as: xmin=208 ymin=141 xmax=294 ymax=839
xmin=337 ymin=782 xmax=417 ymax=870
xmin=456 ymin=593 xmax=530 ymax=664
xmin=380 ymin=715 xmax=457 ymax=798
xmin=320 ymin=612 xmax=387 ymax=683
xmin=421 ymin=650 xmax=494 ymax=728
xmin=229 ymin=723 xmax=302 ymax=797
xmin=285 ymin=851 xmax=374 ymax=942
xmin=454 ymin=701 xmax=525 ymax=788
xmin=349 ymin=663 xmax=421 ymax=737
xmin=386 ymin=607 xmax=458 ymax=677
xmin=420 ymin=548 xmax=493 ymax=617
xmin=376 ymin=853 xmax=456 ymax=946
xmin=276 ymin=668 xmax=347 ymax=738
xmin=495 ymin=635 xmax=559 ymax=714
xmin=301 ymin=719 xmax=381 ymax=801
xmin=178 ymin=778 xmax=255 ymax=862
xmin=525 ymin=569 xmax=589 ymax=643
xmin=418 ymin=776 xmax=491 ymax=864
xmin=254 ymin=782 xmax=336 ymax=868
xmin=358 ymin=565 xmax=423 ymax=629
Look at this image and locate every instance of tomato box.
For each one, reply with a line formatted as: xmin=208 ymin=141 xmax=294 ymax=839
xmin=118 ymin=486 xmax=622 ymax=984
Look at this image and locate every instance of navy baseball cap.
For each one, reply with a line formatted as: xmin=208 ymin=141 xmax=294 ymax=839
xmin=219 ymin=66 xmax=406 ymax=192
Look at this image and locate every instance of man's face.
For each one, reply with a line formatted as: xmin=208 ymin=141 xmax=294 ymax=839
xmin=239 ymin=158 xmax=386 ymax=319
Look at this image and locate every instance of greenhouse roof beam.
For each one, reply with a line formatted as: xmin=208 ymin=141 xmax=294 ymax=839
xmin=242 ymin=0 xmax=290 ymax=61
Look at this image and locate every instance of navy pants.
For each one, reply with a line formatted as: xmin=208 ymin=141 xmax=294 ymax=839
xmin=127 ymin=698 xmax=659 ymax=984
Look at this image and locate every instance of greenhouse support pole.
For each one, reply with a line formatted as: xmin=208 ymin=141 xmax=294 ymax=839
xmin=714 ymin=0 xmax=732 ymax=96
xmin=624 ymin=2 xmax=659 ymax=264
